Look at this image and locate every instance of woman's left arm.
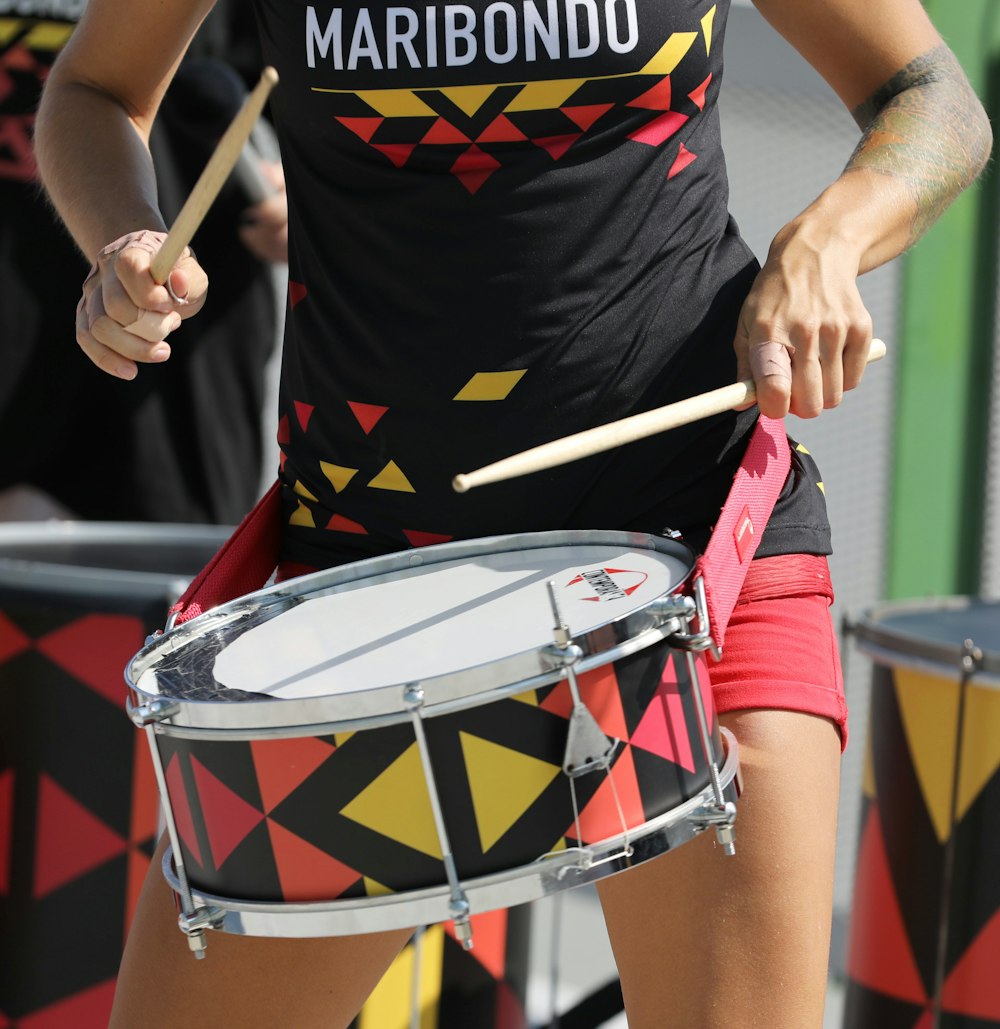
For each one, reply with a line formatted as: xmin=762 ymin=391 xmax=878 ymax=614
xmin=737 ymin=0 xmax=992 ymax=418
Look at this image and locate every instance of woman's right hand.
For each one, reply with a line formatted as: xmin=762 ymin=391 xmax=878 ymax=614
xmin=76 ymin=229 xmax=208 ymax=379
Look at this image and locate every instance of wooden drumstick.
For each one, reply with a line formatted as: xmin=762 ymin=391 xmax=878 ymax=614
xmin=452 ymin=337 xmax=887 ymax=493
xmin=149 ymin=65 xmax=279 ymax=285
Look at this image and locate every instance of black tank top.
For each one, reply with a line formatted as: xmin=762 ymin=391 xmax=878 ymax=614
xmin=250 ymin=0 xmax=832 ymax=564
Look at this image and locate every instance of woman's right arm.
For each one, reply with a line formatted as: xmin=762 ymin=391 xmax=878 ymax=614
xmin=34 ymin=0 xmax=216 ymax=379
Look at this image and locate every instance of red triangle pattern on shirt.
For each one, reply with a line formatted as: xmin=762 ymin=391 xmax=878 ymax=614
xmin=688 ymin=73 xmax=712 ymax=111
xmin=423 ymin=117 xmax=470 ymax=145
xmin=327 ymin=514 xmax=368 ymax=534
xmin=294 ymin=400 xmax=314 ymax=433
xmin=15 ymin=977 xmax=117 ymax=1029
xmin=347 ymin=401 xmax=388 ymax=434
xmin=33 ymin=775 xmax=127 ymax=898
xmin=276 ymin=414 xmax=290 ymax=445
xmin=629 ymin=111 xmax=688 ymax=148
xmin=373 ymin=143 xmax=416 ymax=169
xmin=0 ymin=611 xmax=31 ymax=663
xmin=477 ymin=115 xmax=528 ymax=143
xmin=250 ymin=736 xmax=336 ymax=813
xmin=668 ymin=143 xmax=698 ymax=179
xmin=452 ymin=145 xmax=501 ymax=194
xmin=561 ymin=104 xmax=614 ymax=131
xmin=190 ymin=757 xmax=265 ymax=870
xmin=628 ymin=77 xmax=671 ymax=111
xmin=845 ymin=804 xmax=928 ymax=1006
xmin=35 ymin=614 xmax=144 ymax=707
xmin=337 ymin=116 xmax=384 ymax=143
xmin=534 ymin=134 xmax=580 ymax=161
xmin=289 ymin=281 xmax=307 ymax=310
xmin=403 ymin=530 xmax=454 ymax=548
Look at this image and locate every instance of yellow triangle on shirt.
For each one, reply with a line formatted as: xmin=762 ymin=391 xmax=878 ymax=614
xmin=796 ymin=442 xmax=812 ymax=455
xmin=506 ymin=79 xmax=586 ymax=113
xmin=368 ymin=460 xmax=415 ymax=493
xmin=23 ymin=21 xmax=74 ymax=51
xmin=701 ymin=6 xmax=716 ymax=56
xmin=341 ymin=744 xmax=442 ymax=859
xmin=320 ymin=461 xmax=358 ymax=494
xmin=293 ymin=479 xmax=318 ymax=502
xmin=454 ymin=370 xmax=527 ymax=401
xmin=289 ymin=501 xmax=315 ymax=528
xmin=357 ymin=89 xmax=436 ymax=117
xmin=638 ymin=32 xmax=697 ymax=76
xmin=895 ymin=667 xmax=959 ymax=844
xmin=817 ymin=481 xmax=826 ymax=495
xmin=441 ymin=84 xmax=498 ymax=117
xmin=460 ymin=732 xmax=561 ymax=853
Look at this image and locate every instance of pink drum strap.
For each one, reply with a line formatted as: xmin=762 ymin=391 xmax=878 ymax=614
xmin=168 ymin=480 xmax=282 ymax=625
xmin=694 ymin=415 xmax=791 ymax=648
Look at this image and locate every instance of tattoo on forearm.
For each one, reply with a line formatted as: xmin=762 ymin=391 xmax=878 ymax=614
xmin=847 ymin=44 xmax=992 ymax=246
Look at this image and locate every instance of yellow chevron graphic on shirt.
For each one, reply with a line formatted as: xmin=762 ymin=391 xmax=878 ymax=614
xmin=289 ymin=501 xmax=316 ymax=527
xmin=368 ymin=460 xmax=415 ymax=492
xmin=701 ymin=5 xmax=716 ymax=55
xmin=454 ymin=369 xmax=527 ymax=400
xmin=320 ymin=461 xmax=359 ymax=493
xmin=341 ymin=744 xmax=443 ymax=859
xmin=460 ymin=732 xmax=561 ymax=852
xmin=315 ymin=31 xmax=697 ymax=116
xmin=293 ymin=479 xmax=319 ymax=501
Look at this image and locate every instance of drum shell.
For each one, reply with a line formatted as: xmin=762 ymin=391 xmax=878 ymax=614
xmin=0 ymin=523 xmax=228 ymax=1025
xmin=152 ymin=638 xmax=719 ymax=904
xmin=843 ymin=597 xmax=1000 ymax=1027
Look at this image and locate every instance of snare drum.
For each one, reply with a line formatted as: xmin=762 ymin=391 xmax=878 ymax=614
xmin=127 ymin=529 xmax=740 ymax=951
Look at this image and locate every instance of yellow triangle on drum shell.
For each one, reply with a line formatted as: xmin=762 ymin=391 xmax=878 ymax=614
xmin=957 ymin=686 xmax=1000 ymax=823
xmin=460 ymin=732 xmax=561 ymax=853
xmin=341 ymin=744 xmax=442 ymax=859
xmin=894 ymin=667 xmax=959 ymax=843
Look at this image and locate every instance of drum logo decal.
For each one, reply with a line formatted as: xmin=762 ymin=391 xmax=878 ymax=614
xmin=565 ymin=567 xmax=648 ymax=602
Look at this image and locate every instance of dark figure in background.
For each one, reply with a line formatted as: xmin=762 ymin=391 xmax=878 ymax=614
xmin=0 ymin=0 xmax=282 ymax=525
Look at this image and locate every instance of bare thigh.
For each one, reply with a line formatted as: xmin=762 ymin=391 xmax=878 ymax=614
xmin=110 ymin=838 xmax=412 ymax=1029
xmin=597 ymin=709 xmax=841 ymax=1029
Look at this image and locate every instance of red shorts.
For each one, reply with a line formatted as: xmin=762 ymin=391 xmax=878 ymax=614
xmin=710 ymin=553 xmax=847 ymax=750
xmin=276 ymin=551 xmax=848 ymax=751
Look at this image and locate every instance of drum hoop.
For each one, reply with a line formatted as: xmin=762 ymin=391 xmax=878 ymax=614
xmin=853 ymin=596 xmax=1000 ymax=684
xmin=161 ymin=727 xmax=738 ymax=938
xmin=128 ymin=529 xmax=697 ymax=731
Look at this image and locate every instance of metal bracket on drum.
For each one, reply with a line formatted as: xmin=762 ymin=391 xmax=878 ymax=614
xmin=669 ymin=575 xmax=736 ymax=856
xmin=177 ymin=904 xmax=226 ymax=956
xmin=128 ymin=696 xmax=180 ymax=726
xmin=403 ymin=683 xmax=475 ymax=950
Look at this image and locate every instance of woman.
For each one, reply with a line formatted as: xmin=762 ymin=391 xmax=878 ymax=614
xmin=34 ymin=0 xmax=989 ymax=1024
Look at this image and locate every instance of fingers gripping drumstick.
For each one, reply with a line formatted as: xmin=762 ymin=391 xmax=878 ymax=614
xmin=452 ymin=338 xmax=887 ymax=493
xmin=149 ymin=66 xmax=279 ymax=286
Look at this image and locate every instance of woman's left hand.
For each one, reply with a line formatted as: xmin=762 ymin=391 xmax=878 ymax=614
xmin=734 ymin=216 xmax=875 ymax=420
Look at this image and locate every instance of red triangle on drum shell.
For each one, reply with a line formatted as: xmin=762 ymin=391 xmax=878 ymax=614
xmin=250 ymin=737 xmax=336 ymax=813
xmin=266 ymin=819 xmax=361 ymax=902
xmin=190 ymin=757 xmax=265 ymax=870
xmin=630 ymin=655 xmax=695 ymax=772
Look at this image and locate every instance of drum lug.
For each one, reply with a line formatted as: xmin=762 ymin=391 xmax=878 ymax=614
xmin=669 ymin=576 xmax=721 ymax=661
xmin=648 ymin=593 xmax=696 ymax=627
xmin=691 ymin=800 xmax=738 ymax=856
xmin=129 ymin=697 xmax=181 ymax=726
xmin=178 ymin=906 xmax=225 ymax=958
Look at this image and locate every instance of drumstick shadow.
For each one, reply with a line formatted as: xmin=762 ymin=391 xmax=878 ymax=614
xmin=256 ymin=560 xmax=571 ymax=697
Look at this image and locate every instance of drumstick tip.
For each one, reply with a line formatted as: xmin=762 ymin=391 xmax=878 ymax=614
xmin=262 ymin=66 xmax=279 ymax=87
xmin=452 ymin=474 xmax=471 ymax=493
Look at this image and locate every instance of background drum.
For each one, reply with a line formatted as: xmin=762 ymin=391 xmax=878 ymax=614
xmin=0 ymin=522 xmax=229 ymax=1027
xmin=843 ymin=597 xmax=1000 ymax=1028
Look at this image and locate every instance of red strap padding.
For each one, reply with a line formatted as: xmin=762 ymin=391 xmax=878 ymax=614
xmin=168 ymin=480 xmax=282 ymax=625
xmin=694 ymin=416 xmax=791 ymax=648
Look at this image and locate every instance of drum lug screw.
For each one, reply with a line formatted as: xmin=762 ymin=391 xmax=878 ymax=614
xmin=129 ymin=697 xmax=181 ymax=726
xmin=692 ymin=800 xmax=738 ymax=857
xmin=178 ymin=906 xmax=224 ymax=959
